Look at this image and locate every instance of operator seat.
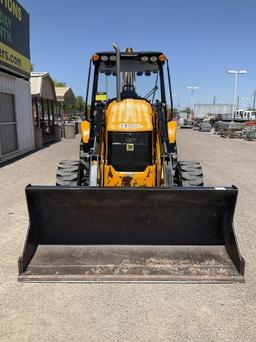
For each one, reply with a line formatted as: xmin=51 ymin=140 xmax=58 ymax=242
xmin=121 ymin=85 xmax=138 ymax=99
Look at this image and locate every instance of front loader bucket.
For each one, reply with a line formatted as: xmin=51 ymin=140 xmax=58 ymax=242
xmin=18 ymin=186 xmax=245 ymax=283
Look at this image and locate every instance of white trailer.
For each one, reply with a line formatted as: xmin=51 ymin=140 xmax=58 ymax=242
xmin=194 ymin=104 xmax=233 ymax=119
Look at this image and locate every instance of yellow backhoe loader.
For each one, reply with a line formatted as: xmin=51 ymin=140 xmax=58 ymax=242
xmin=18 ymin=45 xmax=245 ymax=282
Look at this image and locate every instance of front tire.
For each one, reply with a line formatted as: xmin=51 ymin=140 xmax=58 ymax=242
xmin=56 ymin=160 xmax=83 ymax=186
xmin=176 ymin=161 xmax=204 ymax=187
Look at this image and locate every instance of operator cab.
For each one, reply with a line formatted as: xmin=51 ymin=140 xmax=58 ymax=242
xmin=82 ymin=46 xmax=175 ymax=187
xmin=88 ymin=48 xmax=170 ymax=111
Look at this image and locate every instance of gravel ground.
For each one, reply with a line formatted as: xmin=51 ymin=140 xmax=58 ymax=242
xmin=0 ymin=130 xmax=255 ymax=341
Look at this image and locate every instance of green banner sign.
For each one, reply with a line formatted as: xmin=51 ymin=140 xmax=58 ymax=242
xmin=0 ymin=0 xmax=30 ymax=78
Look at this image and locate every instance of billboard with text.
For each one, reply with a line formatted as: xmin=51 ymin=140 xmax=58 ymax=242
xmin=0 ymin=0 xmax=30 ymax=78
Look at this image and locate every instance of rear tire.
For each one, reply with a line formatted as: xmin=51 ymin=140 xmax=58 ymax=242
xmin=56 ymin=160 xmax=83 ymax=186
xmin=177 ymin=161 xmax=204 ymax=187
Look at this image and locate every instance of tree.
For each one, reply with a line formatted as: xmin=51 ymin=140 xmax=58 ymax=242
xmin=75 ymin=96 xmax=85 ymax=112
xmin=172 ymin=107 xmax=179 ymax=116
xmin=53 ymin=79 xmax=67 ymax=87
xmin=30 ymin=62 xmax=35 ymax=72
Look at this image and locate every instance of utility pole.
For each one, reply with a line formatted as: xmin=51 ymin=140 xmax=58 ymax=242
xmin=240 ymin=97 xmax=249 ymax=109
xmin=187 ymin=86 xmax=199 ymax=118
xmin=173 ymin=93 xmax=181 ymax=111
xmin=227 ymin=69 xmax=247 ymax=119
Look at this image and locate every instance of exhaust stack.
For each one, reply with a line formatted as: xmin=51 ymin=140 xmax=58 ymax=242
xmin=113 ymin=43 xmax=121 ymax=101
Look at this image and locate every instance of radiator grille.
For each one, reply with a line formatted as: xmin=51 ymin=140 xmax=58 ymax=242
xmin=108 ymin=132 xmax=152 ymax=171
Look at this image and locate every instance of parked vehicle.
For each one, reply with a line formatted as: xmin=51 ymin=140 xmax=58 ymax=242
xmin=199 ymin=122 xmax=211 ymax=132
xmin=234 ymin=109 xmax=256 ymax=121
xmin=180 ymin=119 xmax=193 ymax=129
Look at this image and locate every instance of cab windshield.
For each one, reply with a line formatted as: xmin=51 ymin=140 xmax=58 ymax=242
xmin=97 ymin=58 xmax=162 ymax=103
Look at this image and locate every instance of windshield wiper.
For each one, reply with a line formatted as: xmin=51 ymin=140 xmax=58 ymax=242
xmin=144 ymin=73 xmax=159 ymax=102
xmin=144 ymin=86 xmax=159 ymax=100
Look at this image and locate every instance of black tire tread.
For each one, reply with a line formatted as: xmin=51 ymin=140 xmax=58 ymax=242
xmin=177 ymin=160 xmax=204 ymax=187
xmin=56 ymin=160 xmax=82 ymax=186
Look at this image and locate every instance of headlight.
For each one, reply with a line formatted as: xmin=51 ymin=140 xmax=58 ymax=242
xmin=101 ymin=55 xmax=108 ymax=61
xmin=141 ymin=56 xmax=149 ymax=62
xmin=150 ymin=56 xmax=157 ymax=62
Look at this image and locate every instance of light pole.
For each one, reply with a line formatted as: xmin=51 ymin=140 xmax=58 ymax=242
xmin=187 ymin=86 xmax=199 ymax=118
xmin=227 ymin=69 xmax=247 ymax=119
xmin=253 ymin=90 xmax=256 ymax=109
xmin=240 ymin=97 xmax=249 ymax=109
xmin=173 ymin=93 xmax=181 ymax=111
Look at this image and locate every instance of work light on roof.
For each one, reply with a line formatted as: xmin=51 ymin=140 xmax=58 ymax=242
xmin=150 ymin=56 xmax=158 ymax=62
xmin=141 ymin=56 xmax=149 ymax=62
xmin=101 ymin=55 xmax=109 ymax=61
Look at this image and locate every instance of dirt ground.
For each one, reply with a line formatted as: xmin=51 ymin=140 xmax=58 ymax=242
xmin=0 ymin=130 xmax=255 ymax=342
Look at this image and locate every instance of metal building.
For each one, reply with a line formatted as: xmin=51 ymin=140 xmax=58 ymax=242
xmin=30 ymin=72 xmax=57 ymax=144
xmin=194 ymin=104 xmax=233 ymax=119
xmin=0 ymin=1 xmax=34 ymax=164
xmin=55 ymin=87 xmax=76 ymax=121
xmin=0 ymin=72 xmax=34 ymax=163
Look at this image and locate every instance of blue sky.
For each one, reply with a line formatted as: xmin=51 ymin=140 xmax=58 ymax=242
xmin=21 ymin=0 xmax=256 ymax=108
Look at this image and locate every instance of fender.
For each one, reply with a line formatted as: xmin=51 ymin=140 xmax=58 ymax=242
xmin=80 ymin=120 xmax=90 ymax=144
xmin=167 ymin=120 xmax=177 ymax=144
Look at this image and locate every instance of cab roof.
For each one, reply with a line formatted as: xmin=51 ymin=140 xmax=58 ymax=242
xmin=95 ymin=51 xmax=164 ymax=57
